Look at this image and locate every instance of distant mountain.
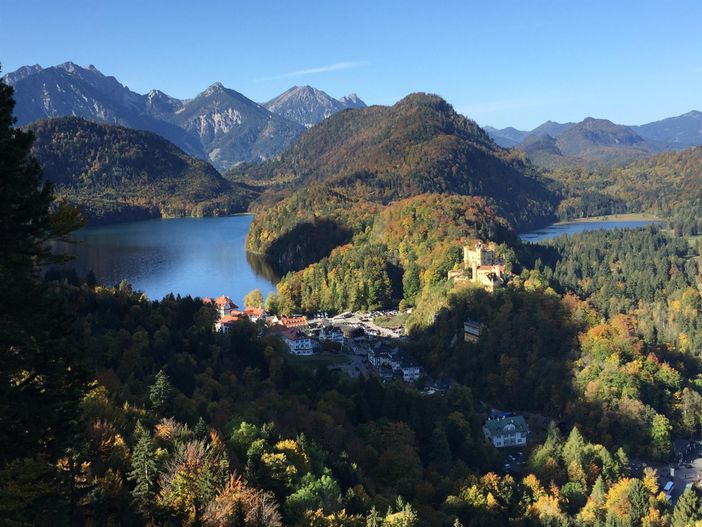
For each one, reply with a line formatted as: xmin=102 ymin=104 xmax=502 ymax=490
xmin=27 ymin=117 xmax=255 ymax=223
xmin=556 ymin=117 xmax=647 ymax=155
xmin=483 ymin=126 xmax=529 ymax=148
xmin=4 ymin=62 xmax=205 ymax=158
xmin=338 ymin=93 xmax=366 ymax=109
xmin=632 ymin=110 xmax=702 ymax=148
xmin=520 ymin=133 xmax=563 ymax=166
xmin=528 ymin=120 xmax=575 ymax=139
xmin=4 ymin=62 xmax=316 ymax=171
xmin=485 ymin=111 xmax=702 ymax=157
xmin=162 ymin=82 xmax=305 ymax=169
xmin=520 ymin=117 xmax=656 ymax=167
xmin=264 ymin=85 xmax=366 ymax=127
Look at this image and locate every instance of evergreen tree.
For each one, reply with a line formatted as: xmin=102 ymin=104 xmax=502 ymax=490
xmin=627 ymin=478 xmax=649 ymax=526
xmin=194 ymin=416 xmax=209 ymax=439
xmin=149 ymin=369 xmax=172 ymax=414
xmin=127 ymin=421 xmax=158 ymax=517
xmin=672 ymin=488 xmax=701 ymax=527
xmin=402 ymin=262 xmax=421 ymax=306
xmin=0 ymin=69 xmax=86 ymax=524
xmin=562 ymin=426 xmax=586 ymax=467
xmin=429 ymin=425 xmax=452 ymax=470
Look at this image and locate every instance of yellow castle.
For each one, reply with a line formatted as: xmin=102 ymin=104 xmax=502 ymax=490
xmin=449 ymin=241 xmax=508 ymax=292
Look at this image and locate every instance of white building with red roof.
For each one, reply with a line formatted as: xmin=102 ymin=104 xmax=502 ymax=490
xmin=271 ymin=325 xmax=313 ymax=355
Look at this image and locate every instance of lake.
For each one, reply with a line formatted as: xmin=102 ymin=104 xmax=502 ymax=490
xmin=520 ymin=217 xmax=663 ymax=243
xmin=52 ymin=215 xmax=279 ymax=304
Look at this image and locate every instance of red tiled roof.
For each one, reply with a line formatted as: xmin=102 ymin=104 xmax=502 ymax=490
xmin=272 ymin=325 xmax=308 ymax=341
xmin=244 ymin=307 xmax=264 ymax=317
xmin=219 ymin=314 xmax=243 ymax=325
xmin=214 ymin=295 xmax=239 ymax=309
xmin=281 ymin=315 xmax=307 ymax=328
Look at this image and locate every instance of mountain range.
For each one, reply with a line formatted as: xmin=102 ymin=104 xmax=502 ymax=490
xmin=485 ymin=111 xmax=702 ymax=166
xmin=3 ymin=62 xmax=366 ymax=171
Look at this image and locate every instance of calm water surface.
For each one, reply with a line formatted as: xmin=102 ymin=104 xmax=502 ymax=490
xmin=53 ymin=215 xmax=279 ymax=304
xmin=520 ymin=219 xmax=662 ymax=243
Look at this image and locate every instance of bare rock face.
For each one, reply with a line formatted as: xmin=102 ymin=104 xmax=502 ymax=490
xmin=264 ymin=85 xmax=366 ymax=127
xmin=4 ymin=63 xmax=307 ymax=171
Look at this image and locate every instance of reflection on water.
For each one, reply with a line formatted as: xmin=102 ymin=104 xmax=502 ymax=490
xmin=246 ymin=251 xmax=282 ymax=283
xmin=520 ymin=219 xmax=662 ymax=243
xmin=50 ymin=215 xmax=278 ymax=305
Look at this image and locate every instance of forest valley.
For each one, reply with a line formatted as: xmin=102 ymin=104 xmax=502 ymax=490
xmin=5 ymin=75 xmax=702 ymax=527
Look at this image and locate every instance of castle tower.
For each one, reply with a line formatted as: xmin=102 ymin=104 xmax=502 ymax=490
xmin=464 ymin=241 xmax=495 ymax=280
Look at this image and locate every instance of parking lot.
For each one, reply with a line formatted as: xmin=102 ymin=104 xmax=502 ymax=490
xmin=502 ymin=450 xmax=527 ymax=473
xmin=633 ymin=442 xmax=702 ymax=503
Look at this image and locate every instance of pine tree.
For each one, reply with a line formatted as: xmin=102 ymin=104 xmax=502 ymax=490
xmin=627 ymin=478 xmax=649 ymax=525
xmin=562 ymin=426 xmax=586 ymax=467
xmin=127 ymin=421 xmax=158 ymax=517
xmin=429 ymin=425 xmax=452 ymax=470
xmin=194 ymin=417 xmax=209 ymax=439
xmin=149 ymin=369 xmax=172 ymax=414
xmin=672 ymin=488 xmax=701 ymax=527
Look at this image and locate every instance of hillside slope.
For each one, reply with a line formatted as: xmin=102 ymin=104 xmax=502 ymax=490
xmin=242 ymin=93 xmax=557 ymax=235
xmin=240 ymin=93 xmax=558 ymax=290
xmin=547 ymin=144 xmax=702 ymax=220
xmin=28 ymin=117 xmax=255 ymax=223
xmin=522 ymin=117 xmax=656 ymax=168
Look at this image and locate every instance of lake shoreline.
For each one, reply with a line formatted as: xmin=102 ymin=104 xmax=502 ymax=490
xmin=554 ymin=212 xmax=662 ymax=225
xmin=520 ymin=214 xmax=664 ymax=243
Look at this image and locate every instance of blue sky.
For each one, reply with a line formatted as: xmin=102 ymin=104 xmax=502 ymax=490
xmin=1 ymin=0 xmax=700 ymax=129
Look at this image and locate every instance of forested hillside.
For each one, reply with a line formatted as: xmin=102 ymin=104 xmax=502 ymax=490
xmin=27 ymin=117 xmax=256 ymax=223
xmin=274 ymin=194 xmax=515 ymax=316
xmin=241 ymin=94 xmax=558 ymax=317
xmin=239 ymin=93 xmax=558 ymax=236
xmin=548 ymin=145 xmax=702 ymax=220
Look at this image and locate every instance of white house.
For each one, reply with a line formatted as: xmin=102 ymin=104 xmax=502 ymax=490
xmin=319 ymin=325 xmax=344 ymax=345
xmin=483 ymin=415 xmax=529 ymax=448
xmin=276 ymin=327 xmax=313 ymax=356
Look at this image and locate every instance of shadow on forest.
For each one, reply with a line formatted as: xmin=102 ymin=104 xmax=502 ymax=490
xmin=262 ymin=218 xmax=353 ymax=276
xmin=402 ymin=286 xmax=581 ymax=417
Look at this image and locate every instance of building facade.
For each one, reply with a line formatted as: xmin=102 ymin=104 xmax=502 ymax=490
xmin=483 ymin=415 xmax=529 ymax=448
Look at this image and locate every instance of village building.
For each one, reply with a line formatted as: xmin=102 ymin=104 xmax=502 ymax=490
xmin=422 ymin=377 xmax=452 ymax=395
xmin=367 ymin=343 xmax=423 ymax=383
xmin=483 ymin=415 xmax=529 ymax=448
xmin=464 ymin=319 xmax=482 ymax=342
xmin=205 ymin=295 xmax=239 ymax=318
xmin=215 ymin=311 xmax=245 ymax=334
xmin=243 ymin=307 xmax=266 ymax=322
xmin=319 ymin=325 xmax=344 ymax=345
xmin=272 ymin=325 xmax=314 ymax=355
xmin=277 ymin=315 xmax=308 ymax=329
